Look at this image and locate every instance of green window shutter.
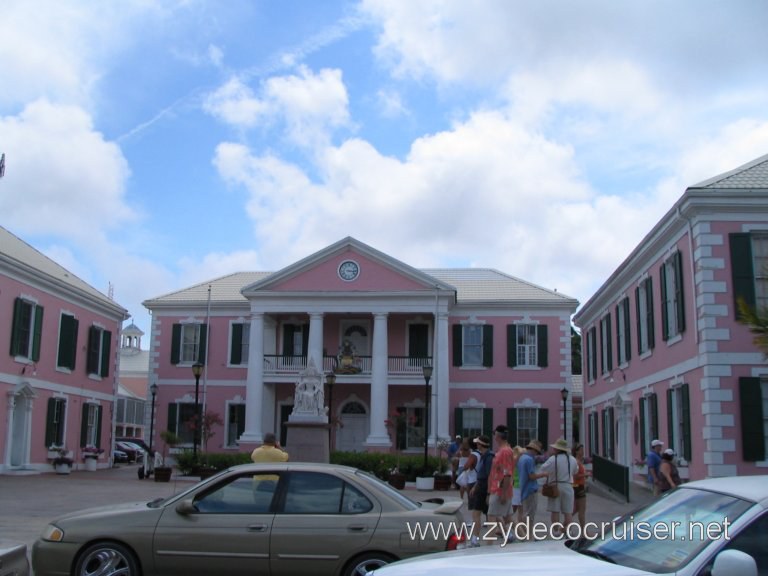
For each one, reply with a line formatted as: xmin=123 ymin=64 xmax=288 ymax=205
xmin=639 ymin=397 xmax=647 ymax=460
xmin=730 ymin=233 xmax=756 ymax=316
xmin=45 ymin=398 xmax=57 ymax=447
xmin=647 ymin=278 xmax=655 ymax=349
xmin=86 ymin=327 xmax=99 ymax=374
xmin=197 ymin=323 xmax=208 ymax=363
xmin=681 ymin=383 xmax=691 ymax=462
xmin=10 ymin=298 xmax=24 ymax=356
xmin=623 ymin=299 xmax=632 ymax=362
xmin=537 ymin=408 xmax=549 ymax=447
xmin=32 ymin=305 xmax=44 ymax=362
xmin=507 ymin=325 xmax=517 ymax=367
xmin=236 ymin=405 xmax=246 ymax=438
xmin=666 ymin=388 xmax=674 ymax=450
xmin=537 ymin=325 xmax=548 ymax=367
xmin=454 ymin=407 xmax=463 ymax=437
xmin=170 ymin=324 xmax=181 ymax=365
xmin=167 ymin=403 xmax=178 ymax=435
xmin=80 ymin=403 xmax=89 ymax=447
xmin=609 ymin=407 xmax=616 ymax=459
xmin=660 ymin=262 xmax=669 ymax=341
xmin=615 ymin=304 xmax=622 ymax=366
xmin=482 ymin=408 xmax=494 ymax=437
xmin=675 ymin=252 xmax=686 ymax=334
xmin=57 ymin=314 xmax=78 ymax=370
xmin=605 ymin=315 xmax=613 ymax=372
xmin=482 ymin=325 xmax=493 ymax=367
xmin=95 ymin=405 xmax=103 ymax=448
xmin=230 ymin=323 xmax=243 ymax=365
xmin=452 ymin=324 xmax=463 ymax=366
xmin=100 ymin=330 xmax=111 ymax=377
xmin=600 ymin=409 xmax=606 ymax=455
xmin=650 ymin=393 xmax=659 ymax=440
xmin=739 ymin=377 xmax=765 ymax=461
xmin=507 ymin=408 xmax=518 ymax=446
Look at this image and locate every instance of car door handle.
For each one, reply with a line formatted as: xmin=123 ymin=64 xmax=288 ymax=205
xmin=247 ymin=524 xmax=268 ymax=532
xmin=347 ymin=524 xmax=368 ymax=532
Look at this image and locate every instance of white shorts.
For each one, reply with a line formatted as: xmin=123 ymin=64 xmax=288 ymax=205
xmin=488 ymin=493 xmax=514 ymax=517
xmin=545 ymin=483 xmax=574 ymax=514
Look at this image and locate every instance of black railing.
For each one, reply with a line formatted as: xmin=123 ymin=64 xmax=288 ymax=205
xmin=591 ymin=454 xmax=630 ymax=502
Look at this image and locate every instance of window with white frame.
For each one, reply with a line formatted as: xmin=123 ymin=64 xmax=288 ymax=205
xmin=667 ymin=384 xmax=691 ymax=462
xmin=753 ymin=233 xmax=768 ymax=311
xmin=600 ymin=314 xmax=613 ymax=375
xmin=636 ymin=277 xmax=654 ymax=354
xmin=86 ymin=326 xmax=112 ymax=377
xmin=168 ymin=403 xmax=198 ymax=445
xmin=170 ymin=323 xmax=208 ymax=365
xmin=45 ymin=397 xmax=67 ymax=447
xmin=616 ymin=297 xmax=631 ymax=366
xmin=661 ymin=251 xmax=686 ymax=340
xmin=182 ymin=324 xmax=203 ymax=364
xmin=463 ymin=325 xmax=483 ymax=366
xmin=229 ymin=322 xmax=250 ymax=365
xmin=226 ymin=403 xmax=245 ymax=446
xmin=461 ymin=407 xmax=484 ymax=440
xmin=516 ymin=408 xmax=538 ymax=449
xmin=10 ymin=297 xmax=43 ymax=361
xmin=516 ymin=325 xmax=537 ymax=366
xmin=83 ymin=403 xmax=100 ymax=447
xmin=638 ymin=393 xmax=658 ymax=460
xmin=602 ymin=407 xmax=615 ymax=459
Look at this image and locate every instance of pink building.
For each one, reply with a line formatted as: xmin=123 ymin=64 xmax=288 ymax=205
xmin=1 ymin=226 xmax=128 ymax=473
xmin=574 ymin=153 xmax=768 ymax=482
xmin=143 ymin=237 xmax=578 ymax=456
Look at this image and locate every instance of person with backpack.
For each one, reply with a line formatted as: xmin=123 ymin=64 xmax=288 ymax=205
xmin=467 ymin=435 xmax=493 ymax=547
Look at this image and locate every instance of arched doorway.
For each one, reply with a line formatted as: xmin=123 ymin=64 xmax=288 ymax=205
xmin=335 ymin=400 xmax=368 ymax=452
xmin=7 ymin=383 xmax=36 ymax=468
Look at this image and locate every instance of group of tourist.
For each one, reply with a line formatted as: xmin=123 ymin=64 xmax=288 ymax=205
xmin=645 ymin=438 xmax=681 ymax=495
xmin=451 ymin=426 xmax=591 ymax=546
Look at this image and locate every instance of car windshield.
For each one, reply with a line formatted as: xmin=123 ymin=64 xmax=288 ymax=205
xmin=355 ymin=470 xmax=420 ymax=511
xmin=575 ymin=487 xmax=752 ymax=573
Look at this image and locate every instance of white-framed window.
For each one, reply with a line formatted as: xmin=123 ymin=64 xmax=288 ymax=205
xmin=636 ymin=277 xmax=654 ymax=354
xmin=86 ymin=326 xmax=112 ymax=377
xmin=10 ymin=297 xmax=43 ymax=361
xmin=667 ymin=384 xmax=691 ymax=462
xmin=516 ymin=408 xmax=538 ymax=449
xmin=600 ymin=314 xmax=612 ymax=375
xmin=45 ymin=397 xmax=67 ymax=447
xmin=516 ymin=324 xmax=537 ymax=367
xmin=661 ymin=251 xmax=686 ymax=340
xmin=83 ymin=403 xmax=100 ymax=447
xmin=463 ymin=325 xmax=483 ymax=366
xmin=182 ymin=324 xmax=203 ymax=364
xmin=602 ymin=407 xmax=615 ymax=459
xmin=461 ymin=407 xmax=483 ymax=439
xmin=226 ymin=403 xmax=245 ymax=446
xmin=169 ymin=403 xmax=198 ymax=445
xmin=638 ymin=393 xmax=658 ymax=459
xmin=752 ymin=233 xmax=768 ymax=311
xmin=229 ymin=322 xmax=250 ymax=365
xmin=170 ymin=323 xmax=207 ymax=365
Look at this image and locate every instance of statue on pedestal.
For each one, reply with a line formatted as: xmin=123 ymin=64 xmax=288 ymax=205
xmin=289 ymin=358 xmax=327 ymax=423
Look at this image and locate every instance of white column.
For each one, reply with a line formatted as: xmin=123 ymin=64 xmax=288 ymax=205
xmin=307 ymin=312 xmax=324 ymax=370
xmin=436 ymin=311 xmax=450 ymax=441
xmin=366 ymin=312 xmax=390 ymax=446
xmin=239 ymin=312 xmax=265 ymax=444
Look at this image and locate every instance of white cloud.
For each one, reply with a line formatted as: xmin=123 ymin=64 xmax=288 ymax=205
xmin=203 ymin=78 xmax=271 ymax=128
xmin=0 ymin=99 xmax=135 ymax=242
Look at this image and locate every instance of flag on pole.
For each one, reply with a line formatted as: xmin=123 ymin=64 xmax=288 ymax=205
xmin=0 ymin=154 xmax=5 ymax=178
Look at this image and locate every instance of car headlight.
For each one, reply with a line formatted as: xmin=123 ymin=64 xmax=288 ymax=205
xmin=41 ymin=524 xmax=65 ymax=542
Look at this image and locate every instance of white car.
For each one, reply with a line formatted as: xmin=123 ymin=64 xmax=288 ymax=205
xmin=369 ymin=476 xmax=768 ymax=576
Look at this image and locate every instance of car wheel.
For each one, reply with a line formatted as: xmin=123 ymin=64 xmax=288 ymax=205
xmin=74 ymin=541 xmax=140 ymax=576
xmin=342 ymin=552 xmax=396 ymax=576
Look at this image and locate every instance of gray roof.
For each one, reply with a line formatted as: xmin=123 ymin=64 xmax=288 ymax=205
xmin=144 ymin=268 xmax=576 ymax=307
xmin=692 ymin=152 xmax=768 ymax=189
xmin=119 ymin=347 xmax=150 ymax=373
xmin=0 ymin=226 xmax=128 ymax=317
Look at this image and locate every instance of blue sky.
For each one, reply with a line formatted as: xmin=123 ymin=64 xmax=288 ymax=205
xmin=2 ymin=1 xmax=768 ymax=339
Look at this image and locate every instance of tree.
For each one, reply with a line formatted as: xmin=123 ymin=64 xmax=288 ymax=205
xmin=737 ymin=298 xmax=768 ymax=357
xmin=571 ymin=325 xmax=582 ymax=375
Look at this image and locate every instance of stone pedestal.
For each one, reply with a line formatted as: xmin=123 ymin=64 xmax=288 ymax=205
xmin=285 ymin=422 xmax=331 ymax=463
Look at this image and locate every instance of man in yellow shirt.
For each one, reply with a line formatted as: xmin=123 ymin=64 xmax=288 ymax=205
xmin=251 ymin=433 xmax=289 ymax=462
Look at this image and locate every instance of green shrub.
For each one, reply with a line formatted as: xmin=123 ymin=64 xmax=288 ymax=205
xmin=330 ymin=451 xmax=442 ymax=481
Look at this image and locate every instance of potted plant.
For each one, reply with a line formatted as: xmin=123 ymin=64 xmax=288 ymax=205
xmin=433 ymin=439 xmax=453 ymax=490
xmin=52 ymin=448 xmax=73 ymax=475
xmin=154 ymin=430 xmax=180 ymax=482
xmin=81 ymin=445 xmax=104 ymax=471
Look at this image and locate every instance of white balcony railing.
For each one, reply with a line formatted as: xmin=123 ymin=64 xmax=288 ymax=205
xmin=262 ymin=355 xmax=432 ymax=377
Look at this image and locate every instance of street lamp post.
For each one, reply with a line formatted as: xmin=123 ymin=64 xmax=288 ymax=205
xmin=422 ymin=365 xmax=433 ymax=470
xmin=561 ymin=387 xmax=569 ymax=441
xmin=326 ymin=372 xmax=336 ymax=449
xmin=147 ymin=382 xmax=158 ymax=476
xmin=191 ymin=362 xmax=204 ymax=462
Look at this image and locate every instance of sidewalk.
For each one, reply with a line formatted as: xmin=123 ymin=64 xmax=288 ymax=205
xmin=0 ymin=464 xmax=651 ymax=550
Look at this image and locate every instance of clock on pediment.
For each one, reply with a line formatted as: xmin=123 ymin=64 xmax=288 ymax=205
xmin=338 ymin=260 xmax=360 ymax=281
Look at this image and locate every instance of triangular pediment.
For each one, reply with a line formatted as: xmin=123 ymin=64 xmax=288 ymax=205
xmin=241 ymin=237 xmax=454 ymax=296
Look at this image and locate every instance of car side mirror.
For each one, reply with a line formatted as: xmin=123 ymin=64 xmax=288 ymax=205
xmin=175 ymin=499 xmax=198 ymax=515
xmin=711 ymin=549 xmax=757 ymax=576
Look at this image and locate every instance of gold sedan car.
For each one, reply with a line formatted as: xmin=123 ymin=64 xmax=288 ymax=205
xmin=32 ymin=463 xmax=465 ymax=576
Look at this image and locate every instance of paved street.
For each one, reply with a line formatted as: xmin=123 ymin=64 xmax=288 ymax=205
xmin=0 ymin=462 xmax=653 ymax=568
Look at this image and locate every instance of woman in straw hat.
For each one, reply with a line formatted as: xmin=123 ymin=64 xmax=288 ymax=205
xmin=540 ymin=438 xmax=578 ymax=536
